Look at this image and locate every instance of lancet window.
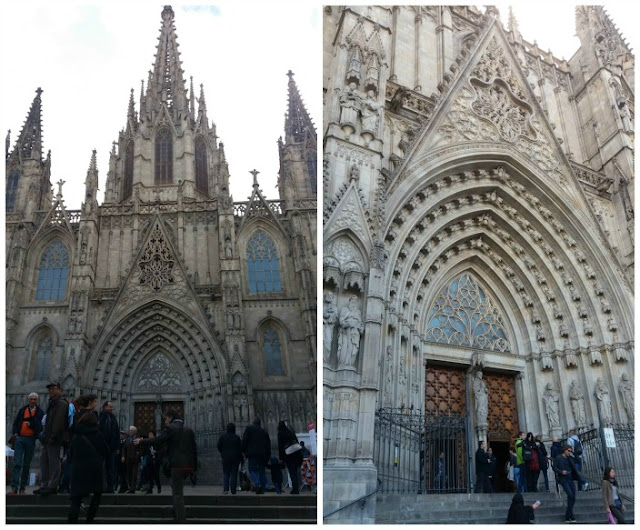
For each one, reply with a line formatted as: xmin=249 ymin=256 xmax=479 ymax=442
xmin=6 ymin=168 xmax=19 ymax=211
xmin=247 ymin=230 xmax=282 ymax=293
xmin=195 ymin=135 xmax=208 ymax=194
xmin=123 ymin=141 xmax=134 ymax=199
xmin=425 ymin=273 xmax=511 ymax=352
xmin=35 ymin=241 xmax=69 ymax=301
xmin=155 ymin=128 xmax=173 ymax=184
xmin=33 ymin=334 xmax=52 ymax=381
xmin=264 ymin=326 xmax=284 ymax=375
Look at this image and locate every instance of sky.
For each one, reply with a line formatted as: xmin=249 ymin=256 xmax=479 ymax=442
xmin=1 ymin=2 xmax=320 ymax=210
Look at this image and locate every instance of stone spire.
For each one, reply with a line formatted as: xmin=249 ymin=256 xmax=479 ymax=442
xmin=189 ymin=76 xmax=196 ymax=121
xmin=284 ymin=70 xmax=316 ymax=145
xmin=127 ymin=88 xmax=136 ymax=120
xmin=83 ymin=149 xmax=99 ymax=215
xmin=508 ymin=6 xmax=521 ymax=41
xmin=144 ymin=5 xmax=189 ymax=120
xmin=197 ymin=83 xmax=208 ymax=123
xmin=10 ymin=87 xmax=44 ymax=162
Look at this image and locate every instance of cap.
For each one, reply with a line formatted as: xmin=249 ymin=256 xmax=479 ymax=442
xmin=46 ymin=381 xmax=61 ymax=389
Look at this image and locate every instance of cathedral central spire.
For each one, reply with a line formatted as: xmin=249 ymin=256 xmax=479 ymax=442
xmin=285 ymin=71 xmax=316 ymax=145
xmin=144 ymin=5 xmax=188 ymax=121
xmin=10 ymin=87 xmax=44 ymax=162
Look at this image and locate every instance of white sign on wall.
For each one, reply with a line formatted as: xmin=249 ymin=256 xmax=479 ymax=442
xmin=603 ymin=427 xmax=616 ymax=448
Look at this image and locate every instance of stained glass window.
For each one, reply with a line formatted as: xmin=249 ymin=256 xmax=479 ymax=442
xmin=195 ymin=135 xmax=208 ymax=194
xmin=123 ymin=141 xmax=134 ymax=199
xmin=155 ymin=128 xmax=173 ymax=184
xmin=247 ymin=230 xmax=281 ymax=293
xmin=264 ymin=326 xmax=284 ymax=375
xmin=35 ymin=241 xmax=69 ymax=300
xmin=6 ymin=168 xmax=20 ymax=211
xmin=306 ymin=152 xmax=317 ymax=195
xmin=33 ymin=334 xmax=52 ymax=380
xmin=425 ymin=273 xmax=511 ymax=352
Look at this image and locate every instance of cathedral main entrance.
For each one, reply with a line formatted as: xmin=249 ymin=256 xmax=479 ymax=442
xmin=134 ymin=400 xmax=185 ymax=436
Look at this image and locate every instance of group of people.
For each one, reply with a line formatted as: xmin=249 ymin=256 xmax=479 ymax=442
xmin=9 ymin=382 xmax=197 ymax=523
xmin=217 ymin=417 xmax=313 ymax=495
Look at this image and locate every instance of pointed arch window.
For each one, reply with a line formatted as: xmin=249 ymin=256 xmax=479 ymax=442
xmin=425 ymin=273 xmax=511 ymax=352
xmin=6 ymin=168 xmax=20 ymax=211
xmin=35 ymin=241 xmax=69 ymax=301
xmin=195 ymin=135 xmax=208 ymax=195
xmin=123 ymin=141 xmax=134 ymax=199
xmin=33 ymin=334 xmax=52 ymax=381
xmin=264 ymin=326 xmax=284 ymax=375
xmin=306 ymin=151 xmax=317 ymax=195
xmin=155 ymin=128 xmax=173 ymax=184
xmin=247 ymin=230 xmax=282 ymax=293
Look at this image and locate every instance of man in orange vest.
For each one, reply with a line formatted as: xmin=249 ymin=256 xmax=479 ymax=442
xmin=10 ymin=393 xmax=44 ymax=494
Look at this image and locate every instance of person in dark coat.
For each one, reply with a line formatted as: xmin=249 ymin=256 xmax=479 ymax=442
xmin=550 ymin=436 xmax=563 ymax=494
xmin=535 ymin=435 xmax=550 ymax=492
xmin=268 ymin=455 xmax=284 ymax=494
xmin=241 ymin=416 xmax=271 ymax=494
xmin=10 ymin=393 xmax=44 ymax=494
xmin=524 ymin=432 xmax=539 ymax=492
xmin=552 ymin=445 xmax=578 ymax=523
xmin=116 ymin=430 xmax=129 ymax=493
xmin=506 ymin=493 xmax=538 ymax=524
xmin=277 ymin=420 xmax=303 ymax=495
xmin=67 ymin=412 xmax=109 ymax=523
xmin=474 ymin=440 xmax=492 ymax=493
xmin=487 ymin=447 xmax=498 ymax=492
xmin=98 ymin=400 xmax=120 ymax=493
xmin=142 ymin=431 xmax=162 ymax=494
xmin=217 ymin=422 xmax=243 ymax=494
xmin=122 ymin=425 xmax=142 ymax=493
xmin=134 ymin=408 xmax=197 ymax=523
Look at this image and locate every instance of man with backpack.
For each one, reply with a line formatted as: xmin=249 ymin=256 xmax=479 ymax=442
xmin=567 ymin=429 xmax=588 ymax=491
xmin=34 ymin=381 xmax=69 ymax=495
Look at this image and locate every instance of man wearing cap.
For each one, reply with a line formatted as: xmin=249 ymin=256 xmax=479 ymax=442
xmin=10 ymin=393 xmax=44 ymax=494
xmin=34 ymin=381 xmax=69 ymax=495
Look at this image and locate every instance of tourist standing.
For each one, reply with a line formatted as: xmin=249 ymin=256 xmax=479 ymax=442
xmin=514 ymin=432 xmax=527 ymax=493
xmin=474 ymin=440 xmax=492 ymax=493
xmin=122 ymin=426 xmax=141 ymax=493
xmin=98 ymin=401 xmax=120 ymax=493
xmin=116 ymin=430 xmax=129 ymax=493
xmin=142 ymin=431 xmax=162 ymax=494
xmin=524 ymin=432 xmax=540 ymax=492
xmin=217 ymin=422 xmax=243 ymax=495
xmin=535 ymin=435 xmax=550 ymax=492
xmin=552 ymin=445 xmax=578 ymax=523
xmin=242 ymin=417 xmax=271 ymax=494
xmin=602 ymin=467 xmax=626 ymax=524
xmin=487 ymin=447 xmax=497 ymax=492
xmin=134 ymin=408 xmax=197 ymax=523
xmin=550 ymin=436 xmax=563 ymax=493
xmin=67 ymin=412 xmax=109 ymax=523
xmin=34 ymin=381 xmax=69 ymax=496
xmin=567 ymin=429 xmax=588 ymax=491
xmin=277 ymin=420 xmax=303 ymax=495
xmin=10 ymin=393 xmax=44 ymax=494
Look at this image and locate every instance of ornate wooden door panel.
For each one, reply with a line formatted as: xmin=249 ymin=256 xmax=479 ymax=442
xmin=425 ymin=365 xmax=467 ymax=417
xmin=134 ymin=400 xmax=184 ymax=436
xmin=484 ymin=372 xmax=519 ymax=440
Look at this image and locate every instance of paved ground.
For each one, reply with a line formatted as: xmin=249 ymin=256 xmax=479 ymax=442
xmin=7 ymin=484 xmax=317 ymax=496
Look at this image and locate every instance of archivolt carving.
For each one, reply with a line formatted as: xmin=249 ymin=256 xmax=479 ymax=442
xmin=137 ymin=352 xmax=182 ymax=392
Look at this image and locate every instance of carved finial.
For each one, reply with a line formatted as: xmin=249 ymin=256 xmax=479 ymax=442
xmin=250 ymin=169 xmax=260 ymax=188
xmin=128 ymin=88 xmax=135 ymax=119
xmin=56 ymin=179 xmax=65 ymax=198
xmin=287 ymin=69 xmax=294 ymax=81
xmin=508 ymin=6 xmax=520 ymax=39
xmin=5 ymin=129 xmax=10 ymax=157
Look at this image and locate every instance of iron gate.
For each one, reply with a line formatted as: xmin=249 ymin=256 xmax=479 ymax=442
xmin=373 ymin=408 xmax=470 ymax=494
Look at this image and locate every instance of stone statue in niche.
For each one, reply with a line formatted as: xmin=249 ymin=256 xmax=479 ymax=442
xmin=542 ymin=382 xmax=561 ymax=430
xmin=473 ymin=371 xmax=489 ymax=425
xmin=569 ymin=379 xmax=587 ymax=427
xmin=233 ymin=394 xmax=244 ymax=421
xmin=336 ymin=295 xmax=364 ymax=369
xmin=595 ymin=377 xmax=613 ymax=426
xmin=361 ymin=91 xmax=381 ymax=142
xmin=323 ymin=291 xmax=338 ymax=365
xmin=224 ymin=237 xmax=233 ymax=258
xmin=339 ymin=83 xmax=362 ymax=135
xmin=619 ymin=373 xmax=634 ymax=421
xmin=241 ymin=396 xmax=249 ymax=421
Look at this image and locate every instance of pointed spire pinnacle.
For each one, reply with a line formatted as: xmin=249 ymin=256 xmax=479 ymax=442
xmin=5 ymin=129 xmax=10 ymax=159
xmin=88 ymin=149 xmax=98 ymax=173
xmin=146 ymin=5 xmax=188 ymax=119
xmin=13 ymin=87 xmax=44 ymax=161
xmin=56 ymin=179 xmax=65 ymax=199
xmin=128 ymin=88 xmax=136 ymax=120
xmin=508 ymin=6 xmax=521 ymax=40
xmin=284 ymin=70 xmax=316 ymax=145
xmin=198 ymin=83 xmax=208 ymax=121
xmin=189 ymin=76 xmax=195 ymax=120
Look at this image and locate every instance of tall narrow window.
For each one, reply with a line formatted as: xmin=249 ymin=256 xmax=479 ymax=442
xmin=6 ymin=168 xmax=20 ymax=211
xmin=247 ymin=230 xmax=282 ymax=293
xmin=306 ymin=152 xmax=317 ymax=195
xmin=123 ymin=141 xmax=134 ymax=199
xmin=33 ymin=334 xmax=52 ymax=380
xmin=264 ymin=326 xmax=284 ymax=375
xmin=155 ymin=128 xmax=173 ymax=184
xmin=195 ymin=135 xmax=208 ymax=195
xmin=36 ymin=241 xmax=69 ymax=301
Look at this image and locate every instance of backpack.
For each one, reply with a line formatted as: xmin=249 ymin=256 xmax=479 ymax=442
xmin=572 ymin=438 xmax=583 ymax=457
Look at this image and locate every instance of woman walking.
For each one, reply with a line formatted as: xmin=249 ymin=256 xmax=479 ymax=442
xmin=602 ymin=467 xmax=626 ymax=524
xmin=68 ymin=412 xmax=109 ymax=523
xmin=277 ymin=420 xmax=303 ymax=494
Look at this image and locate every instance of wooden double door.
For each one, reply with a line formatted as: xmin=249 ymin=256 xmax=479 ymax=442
xmin=134 ymin=401 xmax=184 ymax=436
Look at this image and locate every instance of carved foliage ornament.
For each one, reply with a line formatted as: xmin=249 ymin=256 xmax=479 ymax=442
xmin=139 ymin=222 xmax=175 ymax=291
xmin=137 ymin=353 xmax=182 ymax=392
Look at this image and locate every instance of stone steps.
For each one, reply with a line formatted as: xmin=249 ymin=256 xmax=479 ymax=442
xmin=6 ymin=492 xmax=317 ymax=524
xmin=375 ymin=491 xmax=634 ymax=524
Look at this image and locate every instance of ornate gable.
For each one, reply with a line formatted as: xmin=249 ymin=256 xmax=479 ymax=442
xmin=325 ymin=182 xmax=372 ymax=249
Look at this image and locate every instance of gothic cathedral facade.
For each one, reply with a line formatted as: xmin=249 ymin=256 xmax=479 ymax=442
xmin=6 ymin=6 xmax=317 ymax=479
xmin=323 ymin=6 xmax=633 ymax=522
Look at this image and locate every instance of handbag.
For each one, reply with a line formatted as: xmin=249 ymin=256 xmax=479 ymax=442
xmin=285 ymin=442 xmax=302 ymax=455
xmin=522 ymin=447 xmax=533 ymax=462
xmin=8 ymin=434 xmax=17 ymax=450
xmin=607 ymin=511 xmax=617 ymax=524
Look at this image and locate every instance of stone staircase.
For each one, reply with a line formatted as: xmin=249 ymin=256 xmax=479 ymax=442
xmin=375 ymin=491 xmax=634 ymax=524
xmin=6 ymin=491 xmax=317 ymax=524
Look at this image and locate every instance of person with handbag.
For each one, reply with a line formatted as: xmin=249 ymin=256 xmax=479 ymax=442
xmin=277 ymin=420 xmax=303 ymax=494
xmin=10 ymin=393 xmax=44 ymax=494
xmin=524 ymin=433 xmax=539 ymax=492
xmin=602 ymin=467 xmax=626 ymax=524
